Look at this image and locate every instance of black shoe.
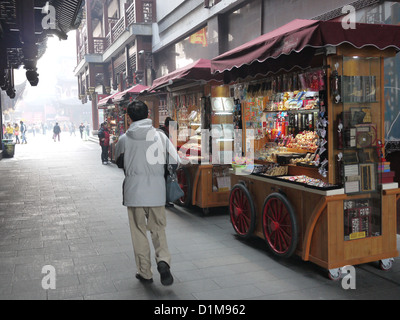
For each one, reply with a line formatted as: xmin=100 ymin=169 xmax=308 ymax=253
xmin=135 ymin=273 xmax=153 ymax=284
xmin=165 ymin=202 xmax=174 ymax=208
xmin=157 ymin=261 xmax=173 ymax=286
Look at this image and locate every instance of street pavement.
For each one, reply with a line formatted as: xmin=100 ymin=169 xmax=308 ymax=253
xmin=0 ymin=132 xmax=399 ymax=300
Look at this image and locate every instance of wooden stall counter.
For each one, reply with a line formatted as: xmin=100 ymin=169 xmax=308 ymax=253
xmin=176 ymin=164 xmax=231 ymax=215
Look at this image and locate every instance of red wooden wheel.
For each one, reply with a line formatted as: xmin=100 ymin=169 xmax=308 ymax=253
xmin=229 ymin=184 xmax=256 ymax=239
xmin=262 ymin=193 xmax=298 ymax=258
xmin=175 ymin=167 xmax=192 ymax=207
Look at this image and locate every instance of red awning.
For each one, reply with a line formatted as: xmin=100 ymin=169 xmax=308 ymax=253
xmin=211 ymin=19 xmax=400 ymax=81
xmin=98 ymin=92 xmax=120 ymax=109
xmin=150 ymin=58 xmax=223 ymax=91
xmin=112 ymin=84 xmax=149 ymax=103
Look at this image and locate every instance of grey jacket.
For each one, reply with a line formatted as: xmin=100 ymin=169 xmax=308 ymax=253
xmin=115 ymin=119 xmax=180 ymax=207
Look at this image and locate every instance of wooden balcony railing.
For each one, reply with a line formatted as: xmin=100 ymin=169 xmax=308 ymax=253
xmin=126 ymin=2 xmax=136 ymax=26
xmin=93 ymin=37 xmax=106 ymax=54
xmin=78 ymin=0 xmax=154 ymax=59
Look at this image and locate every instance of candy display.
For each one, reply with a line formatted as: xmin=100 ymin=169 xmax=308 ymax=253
xmin=235 ymin=67 xmax=327 ymax=181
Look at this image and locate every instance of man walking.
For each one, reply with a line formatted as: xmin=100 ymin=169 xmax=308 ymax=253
xmin=115 ymin=100 xmax=180 ymax=286
xmin=20 ymin=121 xmax=27 ymax=144
xmin=53 ymin=122 xmax=61 ymax=142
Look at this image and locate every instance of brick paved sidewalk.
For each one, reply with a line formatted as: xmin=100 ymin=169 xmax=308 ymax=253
xmin=0 ymin=133 xmax=399 ymax=300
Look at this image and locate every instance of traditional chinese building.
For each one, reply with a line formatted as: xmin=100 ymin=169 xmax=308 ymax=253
xmin=74 ymin=0 xmax=156 ymax=130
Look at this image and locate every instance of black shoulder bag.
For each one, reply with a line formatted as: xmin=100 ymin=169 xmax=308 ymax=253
xmin=164 ymin=134 xmax=184 ymax=203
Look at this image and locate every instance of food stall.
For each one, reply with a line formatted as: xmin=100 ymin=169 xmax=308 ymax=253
xmin=211 ymin=19 xmax=400 ymax=279
xmin=149 ymin=59 xmax=230 ymax=214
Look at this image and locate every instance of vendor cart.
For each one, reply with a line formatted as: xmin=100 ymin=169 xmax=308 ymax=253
xmin=149 ymin=60 xmax=230 ymax=214
xmin=211 ymin=19 xmax=400 ymax=279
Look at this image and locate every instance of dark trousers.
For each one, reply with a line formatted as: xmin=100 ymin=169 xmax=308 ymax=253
xmin=101 ymin=145 xmax=109 ymax=163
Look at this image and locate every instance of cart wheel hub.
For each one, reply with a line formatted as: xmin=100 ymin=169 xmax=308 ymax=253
xmin=271 ymin=221 xmax=280 ymax=232
xmin=236 ymin=208 xmax=243 ymax=215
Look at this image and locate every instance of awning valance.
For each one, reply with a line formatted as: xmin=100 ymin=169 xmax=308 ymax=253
xmin=150 ymin=59 xmax=223 ymax=91
xmin=211 ymin=19 xmax=400 ymax=81
xmin=98 ymin=92 xmax=120 ymax=109
xmin=112 ymin=84 xmax=149 ymax=103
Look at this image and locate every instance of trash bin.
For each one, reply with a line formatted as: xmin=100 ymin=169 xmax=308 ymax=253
xmin=2 ymin=139 xmax=15 ymax=158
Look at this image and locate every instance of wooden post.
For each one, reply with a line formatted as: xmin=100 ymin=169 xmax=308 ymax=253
xmin=103 ymin=1 xmax=109 ymax=37
xmin=86 ymin=0 xmax=94 ymax=54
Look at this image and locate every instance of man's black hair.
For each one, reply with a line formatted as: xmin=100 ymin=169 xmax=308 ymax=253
xmin=127 ymin=100 xmax=148 ymax=122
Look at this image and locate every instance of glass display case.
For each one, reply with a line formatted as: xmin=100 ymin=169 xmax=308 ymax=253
xmin=333 ymin=55 xmax=384 ymax=241
xmin=171 ymin=91 xmax=203 ymax=163
xmin=168 ymin=86 xmax=233 ymax=213
xmin=231 ymin=68 xmax=335 ymax=189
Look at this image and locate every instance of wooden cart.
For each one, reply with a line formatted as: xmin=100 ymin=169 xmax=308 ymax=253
xmin=226 ymin=43 xmax=400 ymax=279
xmin=172 ymin=84 xmax=233 ymax=214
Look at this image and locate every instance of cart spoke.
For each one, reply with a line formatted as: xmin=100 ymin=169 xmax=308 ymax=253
xmin=235 ymin=191 xmax=243 ymax=209
xmin=274 ymin=199 xmax=280 ymax=222
xmin=267 ymin=200 xmax=276 ymax=222
xmin=239 ymin=214 xmax=250 ymax=233
xmin=277 ymin=229 xmax=289 ymax=252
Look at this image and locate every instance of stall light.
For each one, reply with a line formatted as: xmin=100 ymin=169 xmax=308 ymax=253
xmin=353 ymin=56 xmax=360 ymax=59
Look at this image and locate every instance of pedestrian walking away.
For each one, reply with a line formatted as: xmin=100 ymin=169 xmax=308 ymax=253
xmin=20 ymin=121 xmax=27 ymax=144
xmin=115 ymin=100 xmax=181 ymax=286
xmin=79 ymin=123 xmax=85 ymax=139
xmin=53 ymin=122 xmax=61 ymax=142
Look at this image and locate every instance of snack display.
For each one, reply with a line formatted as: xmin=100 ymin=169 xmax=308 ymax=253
xmin=259 ymin=165 xmax=288 ymax=176
xmin=290 ymin=153 xmax=318 ymax=166
xmin=286 ymin=131 xmax=319 ymax=152
xmin=278 ymin=175 xmax=334 ymax=188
